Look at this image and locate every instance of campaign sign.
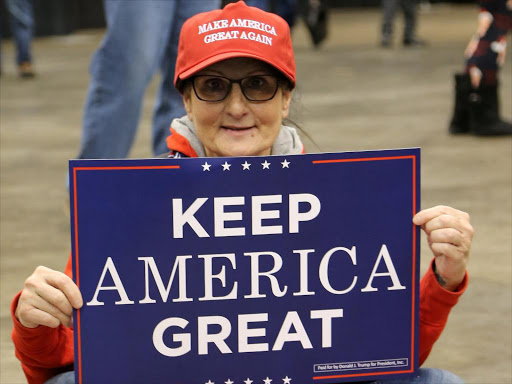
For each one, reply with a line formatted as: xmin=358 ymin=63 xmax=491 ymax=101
xmin=70 ymin=148 xmax=420 ymax=384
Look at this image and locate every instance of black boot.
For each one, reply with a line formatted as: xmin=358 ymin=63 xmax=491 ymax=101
xmin=449 ymin=73 xmax=471 ymax=134
xmin=468 ymin=83 xmax=512 ymax=136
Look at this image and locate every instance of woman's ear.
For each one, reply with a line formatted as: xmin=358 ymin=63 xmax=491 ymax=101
xmin=281 ymin=89 xmax=292 ymax=120
xmin=182 ymin=86 xmax=194 ymax=122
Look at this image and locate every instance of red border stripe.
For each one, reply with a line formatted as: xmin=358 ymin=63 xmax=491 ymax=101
xmin=312 ymin=155 xmax=417 ymax=380
xmin=314 ymin=369 xmax=412 ymax=380
xmin=74 ymin=165 xmax=180 ymax=171
xmin=72 ymin=169 xmax=82 ymax=384
xmin=72 ymin=165 xmax=180 ymax=384
xmin=312 ymin=155 xmax=415 ymax=164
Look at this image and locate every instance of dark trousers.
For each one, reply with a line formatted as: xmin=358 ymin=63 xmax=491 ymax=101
xmin=381 ymin=0 xmax=418 ymax=41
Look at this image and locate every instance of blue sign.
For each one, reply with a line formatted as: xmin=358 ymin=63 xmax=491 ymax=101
xmin=70 ymin=149 xmax=420 ymax=384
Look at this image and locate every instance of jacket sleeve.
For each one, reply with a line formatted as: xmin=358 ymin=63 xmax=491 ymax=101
xmin=419 ymin=259 xmax=468 ymax=366
xmin=11 ymin=257 xmax=75 ymax=384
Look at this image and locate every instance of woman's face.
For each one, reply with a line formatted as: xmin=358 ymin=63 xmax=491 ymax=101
xmin=183 ymin=58 xmax=292 ymax=157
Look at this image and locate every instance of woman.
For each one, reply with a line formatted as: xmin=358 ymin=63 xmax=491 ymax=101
xmin=12 ymin=2 xmax=473 ymax=383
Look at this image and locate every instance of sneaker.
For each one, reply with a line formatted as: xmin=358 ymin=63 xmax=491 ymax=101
xmin=18 ymin=62 xmax=35 ymax=78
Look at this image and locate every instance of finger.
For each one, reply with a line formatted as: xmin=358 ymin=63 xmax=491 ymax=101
xmin=34 ymin=283 xmax=74 ymax=317
xmin=18 ymin=289 xmax=73 ymax=328
xmin=413 ymin=205 xmax=469 ymax=226
xmin=19 ymin=306 xmax=62 ymax=329
xmin=427 ymin=216 xmax=474 ymax=244
xmin=429 ymin=228 xmax=463 ymax=247
xmin=423 ymin=214 xmax=469 ymax=236
xmin=29 ymin=292 xmax=73 ymax=327
xmin=43 ymin=270 xmax=83 ymax=309
xmin=430 ymin=242 xmax=461 ymax=259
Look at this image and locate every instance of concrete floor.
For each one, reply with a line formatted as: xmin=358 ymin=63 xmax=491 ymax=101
xmin=1 ymin=4 xmax=511 ymax=384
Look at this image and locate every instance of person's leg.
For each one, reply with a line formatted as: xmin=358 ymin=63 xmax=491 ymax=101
xmin=401 ymin=0 xmax=426 ymax=46
xmin=78 ymin=0 xmax=176 ymax=159
xmin=381 ymin=0 xmax=398 ymax=47
xmin=465 ymin=38 xmax=511 ymax=135
xmin=6 ymin=0 xmax=34 ymax=76
xmin=372 ymin=368 xmax=465 ymax=384
xmin=44 ymin=371 xmax=75 ymax=384
xmin=275 ymin=0 xmax=298 ymax=28
xmin=151 ymin=0 xmax=220 ymax=156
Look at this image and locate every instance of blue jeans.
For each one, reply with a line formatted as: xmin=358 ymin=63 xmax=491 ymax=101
xmin=245 ymin=0 xmax=268 ymax=8
xmin=1 ymin=0 xmax=34 ymax=65
xmin=245 ymin=0 xmax=297 ymax=27
xmin=45 ymin=368 xmax=464 ymax=384
xmin=78 ymin=0 xmax=220 ymax=159
xmin=370 ymin=368 xmax=465 ymax=383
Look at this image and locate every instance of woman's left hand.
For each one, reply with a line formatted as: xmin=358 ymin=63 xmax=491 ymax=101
xmin=413 ymin=205 xmax=474 ymax=291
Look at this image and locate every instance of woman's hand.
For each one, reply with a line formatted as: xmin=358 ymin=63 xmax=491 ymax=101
xmin=15 ymin=266 xmax=83 ymax=329
xmin=413 ymin=206 xmax=474 ymax=291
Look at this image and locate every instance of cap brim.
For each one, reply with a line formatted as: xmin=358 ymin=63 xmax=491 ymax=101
xmin=178 ymin=51 xmax=295 ymax=86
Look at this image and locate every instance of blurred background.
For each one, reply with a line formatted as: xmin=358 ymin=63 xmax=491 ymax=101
xmin=1 ymin=0 xmax=475 ymax=38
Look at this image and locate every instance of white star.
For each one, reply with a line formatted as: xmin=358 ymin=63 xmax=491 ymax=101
xmin=261 ymin=160 xmax=271 ymax=169
xmin=263 ymin=378 xmax=273 ymax=384
xmin=244 ymin=379 xmax=254 ymax=384
xmin=222 ymin=161 xmax=231 ymax=171
xmin=202 ymin=162 xmax=211 ymax=171
xmin=282 ymin=377 xmax=292 ymax=384
xmin=281 ymin=159 xmax=290 ymax=168
xmin=242 ymin=161 xmax=251 ymax=170
xmin=205 ymin=381 xmax=215 ymax=384
xmin=225 ymin=380 xmax=234 ymax=384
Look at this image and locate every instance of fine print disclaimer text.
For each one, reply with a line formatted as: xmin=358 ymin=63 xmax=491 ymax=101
xmin=314 ymin=358 xmax=408 ymax=373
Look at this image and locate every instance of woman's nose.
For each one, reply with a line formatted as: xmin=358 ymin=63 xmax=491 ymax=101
xmin=224 ymin=84 xmax=249 ymax=117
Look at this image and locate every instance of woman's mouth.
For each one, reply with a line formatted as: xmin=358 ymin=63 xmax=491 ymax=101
xmin=222 ymin=126 xmax=254 ymax=131
xmin=221 ymin=125 xmax=256 ymax=136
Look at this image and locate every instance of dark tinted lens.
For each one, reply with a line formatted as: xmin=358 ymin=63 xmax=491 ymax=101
xmin=241 ymin=75 xmax=278 ymax=101
xmin=194 ymin=76 xmax=230 ymax=101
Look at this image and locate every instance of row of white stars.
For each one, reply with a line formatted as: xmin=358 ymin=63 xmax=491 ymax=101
xmin=201 ymin=159 xmax=291 ymax=172
xmin=205 ymin=377 xmax=291 ymax=384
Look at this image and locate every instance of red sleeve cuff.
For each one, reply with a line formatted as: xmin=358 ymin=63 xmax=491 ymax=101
xmin=420 ymin=259 xmax=468 ymax=324
xmin=11 ymin=292 xmax=63 ymax=354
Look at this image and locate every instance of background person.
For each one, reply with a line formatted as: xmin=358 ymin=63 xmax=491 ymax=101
xmin=12 ymin=2 xmax=472 ymax=383
xmin=76 ymin=0 xmax=220 ymax=161
xmin=0 ymin=0 xmax=35 ymax=77
xmin=448 ymin=0 xmax=512 ymax=135
xmin=223 ymin=0 xmax=328 ymax=47
xmin=380 ymin=0 xmax=427 ymax=47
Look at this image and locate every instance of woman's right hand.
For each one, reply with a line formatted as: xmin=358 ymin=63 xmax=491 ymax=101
xmin=15 ymin=266 xmax=83 ymax=329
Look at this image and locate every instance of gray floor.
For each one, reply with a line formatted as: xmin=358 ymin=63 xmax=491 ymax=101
xmin=1 ymin=4 xmax=511 ymax=384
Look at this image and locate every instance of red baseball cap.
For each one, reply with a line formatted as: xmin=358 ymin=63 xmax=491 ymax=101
xmin=174 ymin=1 xmax=296 ymax=91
